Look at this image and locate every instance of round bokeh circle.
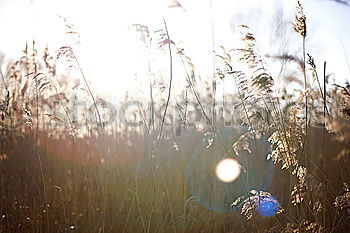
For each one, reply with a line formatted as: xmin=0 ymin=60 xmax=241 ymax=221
xmin=186 ymin=125 xmax=274 ymax=213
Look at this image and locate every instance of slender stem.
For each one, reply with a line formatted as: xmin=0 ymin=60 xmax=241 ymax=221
xmin=33 ymin=49 xmax=49 ymax=231
xmin=209 ymin=0 xmax=216 ymax=124
xmin=188 ymin=74 xmax=232 ymax=157
xmin=158 ymin=18 xmax=173 ymax=142
xmin=160 ymin=165 xmax=177 ymax=233
xmin=74 ymin=57 xmax=103 ymax=131
xmin=302 ymin=36 xmax=310 ymax=173
xmin=148 ymin=63 xmax=155 ymax=134
xmin=122 ymin=198 xmax=135 ymax=233
xmin=311 ymin=59 xmax=329 ymax=115
xmin=303 ymin=37 xmax=308 ymax=132
xmin=135 ymin=170 xmax=147 ymax=233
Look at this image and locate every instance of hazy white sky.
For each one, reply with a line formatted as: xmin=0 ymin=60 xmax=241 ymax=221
xmin=0 ymin=0 xmax=349 ymax=99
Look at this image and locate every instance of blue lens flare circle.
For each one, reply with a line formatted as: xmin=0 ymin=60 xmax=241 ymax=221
xmin=258 ymin=195 xmax=280 ymax=217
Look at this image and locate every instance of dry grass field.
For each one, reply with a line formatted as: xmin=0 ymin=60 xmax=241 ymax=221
xmin=0 ymin=1 xmax=350 ymax=232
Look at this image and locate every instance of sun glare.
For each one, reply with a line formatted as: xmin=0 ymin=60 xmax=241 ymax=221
xmin=0 ymin=0 xmax=171 ymax=98
xmin=215 ymin=158 xmax=241 ymax=183
xmin=0 ymin=0 xmax=220 ymax=100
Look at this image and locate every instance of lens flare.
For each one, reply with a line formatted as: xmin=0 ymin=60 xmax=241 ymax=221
xmin=258 ymin=195 xmax=279 ymax=217
xmin=215 ymin=158 xmax=241 ymax=183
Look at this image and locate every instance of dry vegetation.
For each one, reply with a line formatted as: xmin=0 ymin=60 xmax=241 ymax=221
xmin=0 ymin=1 xmax=350 ymax=233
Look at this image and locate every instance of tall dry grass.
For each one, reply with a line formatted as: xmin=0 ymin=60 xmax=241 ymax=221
xmin=0 ymin=1 xmax=350 ymax=232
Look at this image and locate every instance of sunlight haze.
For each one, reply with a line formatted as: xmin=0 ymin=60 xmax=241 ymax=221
xmin=0 ymin=0 xmax=349 ymax=100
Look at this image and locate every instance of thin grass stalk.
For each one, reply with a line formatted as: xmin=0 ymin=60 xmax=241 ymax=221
xmin=158 ymin=18 xmax=173 ymax=142
xmin=300 ymin=36 xmax=312 ymax=195
xmin=122 ymin=198 xmax=135 ymax=233
xmin=146 ymin=134 xmax=158 ymax=233
xmin=148 ymin=63 xmax=155 ymax=134
xmin=135 ymin=167 xmax=147 ymax=233
xmin=307 ymin=53 xmax=329 ymax=114
xmin=303 ymin=36 xmax=308 ymax=133
xmin=186 ymin=68 xmax=231 ymax=156
xmin=146 ymin=165 xmax=157 ymax=233
xmin=183 ymin=88 xmax=188 ymax=130
xmin=294 ymin=0 xmax=309 ymax=171
xmin=53 ymin=185 xmax=67 ymax=233
xmin=160 ymin=165 xmax=177 ymax=233
xmin=210 ymin=0 xmax=216 ymax=125
xmin=33 ymin=62 xmax=49 ymax=232
xmin=74 ymin=57 xmax=103 ymax=132
xmin=177 ymin=51 xmax=231 ymax=153
xmin=52 ymin=85 xmax=76 ymax=137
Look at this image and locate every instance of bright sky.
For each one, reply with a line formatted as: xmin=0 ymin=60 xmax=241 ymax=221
xmin=0 ymin=0 xmax=349 ymax=100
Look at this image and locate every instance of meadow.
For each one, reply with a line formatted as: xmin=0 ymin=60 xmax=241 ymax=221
xmin=0 ymin=1 xmax=350 ymax=232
